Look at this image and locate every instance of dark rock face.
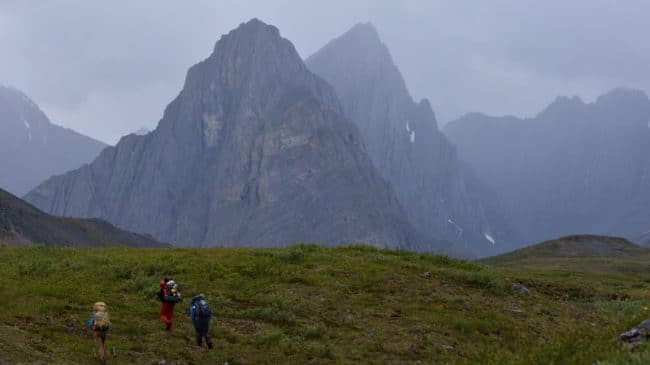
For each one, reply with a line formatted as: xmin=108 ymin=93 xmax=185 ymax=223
xmin=445 ymin=88 xmax=650 ymax=246
xmin=0 ymin=86 xmax=106 ymax=196
xmin=0 ymin=188 xmax=164 ymax=247
xmin=25 ymin=19 xmax=454 ymax=252
xmin=306 ymin=23 xmax=517 ymax=256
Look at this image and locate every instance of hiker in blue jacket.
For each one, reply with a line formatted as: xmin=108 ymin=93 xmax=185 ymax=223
xmin=189 ymin=294 xmax=213 ymax=349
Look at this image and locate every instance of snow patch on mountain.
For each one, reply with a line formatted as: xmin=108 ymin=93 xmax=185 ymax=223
xmin=447 ymin=218 xmax=463 ymax=237
xmin=405 ymin=121 xmax=415 ymax=143
xmin=23 ymin=119 xmax=32 ymax=141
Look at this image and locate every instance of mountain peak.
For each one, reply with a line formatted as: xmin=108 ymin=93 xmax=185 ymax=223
xmin=537 ymin=95 xmax=586 ymax=119
xmin=177 ymin=18 xmax=346 ymax=116
xmin=212 ymin=18 xmax=281 ymax=54
xmin=0 ymin=84 xmax=36 ymax=105
xmin=209 ymin=18 xmax=294 ymax=64
xmin=551 ymin=95 xmax=585 ymax=107
xmin=199 ymin=18 xmax=315 ymax=96
xmin=596 ymin=87 xmax=649 ymax=106
xmin=307 ymin=22 xmax=390 ymax=69
xmin=345 ymin=22 xmax=381 ymax=42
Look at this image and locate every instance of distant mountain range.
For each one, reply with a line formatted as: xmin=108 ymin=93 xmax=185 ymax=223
xmin=24 ymin=19 xmax=462 ymax=255
xmin=445 ymin=88 xmax=650 ymax=246
xmin=0 ymin=187 xmax=164 ymax=247
xmin=10 ymin=20 xmax=650 ymax=256
xmin=0 ymin=85 xmax=107 ymax=196
xmin=307 ymin=23 xmax=518 ymax=256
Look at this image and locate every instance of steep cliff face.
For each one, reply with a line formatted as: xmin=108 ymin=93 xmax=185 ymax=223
xmin=26 ymin=19 xmax=454 ymax=253
xmin=445 ymin=88 xmax=650 ymax=246
xmin=0 ymin=86 xmax=106 ymax=196
xmin=307 ymin=23 xmax=516 ymax=256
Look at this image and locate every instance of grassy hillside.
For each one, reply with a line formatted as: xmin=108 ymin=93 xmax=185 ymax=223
xmin=481 ymin=235 xmax=650 ymax=278
xmin=0 ymin=188 xmax=164 ymax=247
xmin=482 ymin=235 xmax=646 ymax=264
xmin=0 ymin=244 xmax=649 ymax=364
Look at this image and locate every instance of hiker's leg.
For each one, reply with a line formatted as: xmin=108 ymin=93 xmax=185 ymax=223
xmin=161 ymin=303 xmax=173 ymax=330
xmin=95 ymin=332 xmax=106 ymax=364
xmin=168 ymin=305 xmax=175 ymax=332
xmin=160 ymin=304 xmax=169 ymax=324
xmin=204 ymin=328 xmax=213 ymax=349
xmin=195 ymin=329 xmax=203 ymax=346
xmin=101 ymin=334 xmax=107 ymax=365
xmin=197 ymin=320 xmax=213 ymax=348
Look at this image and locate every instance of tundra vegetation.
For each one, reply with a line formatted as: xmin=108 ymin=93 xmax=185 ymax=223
xmin=0 ymin=243 xmax=649 ymax=364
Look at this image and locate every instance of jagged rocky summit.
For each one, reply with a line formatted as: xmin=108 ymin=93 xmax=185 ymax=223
xmin=26 ymin=19 xmax=459 ymax=254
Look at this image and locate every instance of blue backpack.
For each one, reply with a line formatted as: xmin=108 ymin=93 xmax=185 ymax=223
xmin=195 ymin=299 xmax=212 ymax=318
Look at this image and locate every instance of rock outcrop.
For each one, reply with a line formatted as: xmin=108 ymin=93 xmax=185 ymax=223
xmin=620 ymin=319 xmax=650 ymax=349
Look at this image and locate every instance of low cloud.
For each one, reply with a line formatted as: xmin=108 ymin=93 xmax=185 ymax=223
xmin=1 ymin=1 xmax=648 ymax=143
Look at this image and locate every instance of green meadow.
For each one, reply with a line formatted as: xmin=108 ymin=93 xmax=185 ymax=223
xmin=0 ymin=244 xmax=649 ymax=364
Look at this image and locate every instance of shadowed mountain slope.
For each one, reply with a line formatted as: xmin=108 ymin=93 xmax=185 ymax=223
xmin=0 ymin=188 xmax=164 ymax=247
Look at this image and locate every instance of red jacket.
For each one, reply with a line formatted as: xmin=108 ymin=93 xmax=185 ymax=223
xmin=159 ymin=280 xmax=181 ymax=330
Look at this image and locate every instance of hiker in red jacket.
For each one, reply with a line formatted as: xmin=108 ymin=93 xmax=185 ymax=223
xmin=159 ymin=278 xmax=182 ymax=331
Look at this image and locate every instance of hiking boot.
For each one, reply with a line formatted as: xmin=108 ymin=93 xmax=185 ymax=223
xmin=165 ymin=323 xmax=172 ymax=331
xmin=207 ymin=342 xmax=214 ymax=349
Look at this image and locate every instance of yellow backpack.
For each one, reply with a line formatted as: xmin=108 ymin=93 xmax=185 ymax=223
xmin=93 ymin=302 xmax=111 ymax=332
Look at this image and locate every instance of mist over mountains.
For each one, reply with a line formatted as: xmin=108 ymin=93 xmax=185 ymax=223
xmin=4 ymin=7 xmax=650 ymax=363
xmin=0 ymin=18 xmax=645 ymax=257
xmin=0 ymin=85 xmax=106 ymax=196
xmin=307 ymin=23 xmax=518 ymax=256
xmin=445 ymin=88 xmax=650 ymax=246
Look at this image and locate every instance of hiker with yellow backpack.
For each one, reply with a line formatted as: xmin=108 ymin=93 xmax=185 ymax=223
xmin=86 ymin=302 xmax=112 ymax=365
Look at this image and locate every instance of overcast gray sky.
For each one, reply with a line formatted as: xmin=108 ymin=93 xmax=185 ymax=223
xmin=1 ymin=1 xmax=648 ymax=144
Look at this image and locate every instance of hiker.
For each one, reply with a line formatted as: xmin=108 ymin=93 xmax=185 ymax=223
xmin=86 ymin=302 xmax=111 ymax=365
xmin=189 ymin=294 xmax=214 ymax=349
xmin=159 ymin=277 xmax=182 ymax=331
